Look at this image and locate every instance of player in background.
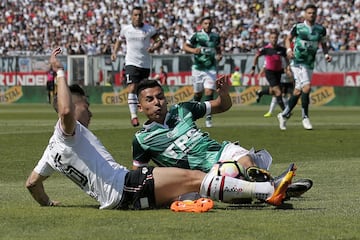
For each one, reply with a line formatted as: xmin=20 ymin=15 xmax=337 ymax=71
xmin=25 ymin=48 xmax=295 ymax=211
xmin=250 ymin=31 xmax=289 ymax=114
xmin=277 ymin=4 xmax=332 ymax=130
xmin=150 ymin=65 xmax=168 ymax=85
xmin=262 ymin=62 xmax=294 ymax=117
xmin=183 ymin=16 xmax=222 ymax=128
xmin=111 ymin=6 xmax=162 ymax=127
xmin=46 ymin=66 xmax=56 ymax=104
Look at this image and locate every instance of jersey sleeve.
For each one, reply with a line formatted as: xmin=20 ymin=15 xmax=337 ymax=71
xmin=119 ymin=26 xmax=126 ymax=41
xmin=187 ymin=32 xmax=197 ymax=46
xmin=320 ymin=25 xmax=327 ymax=43
xmin=180 ymin=101 xmax=208 ymax=120
xmin=33 ymin=146 xmax=55 ymax=177
xmin=149 ymin=25 xmax=158 ymax=39
xmin=289 ymin=24 xmax=298 ymax=37
xmin=132 ymin=135 xmax=151 ymax=167
xmin=257 ymin=47 xmax=265 ymax=56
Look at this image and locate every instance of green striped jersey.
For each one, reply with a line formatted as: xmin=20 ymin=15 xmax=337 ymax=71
xmin=132 ymin=101 xmax=224 ymax=172
xmin=290 ymin=22 xmax=327 ymax=69
xmin=186 ymin=30 xmax=221 ymax=71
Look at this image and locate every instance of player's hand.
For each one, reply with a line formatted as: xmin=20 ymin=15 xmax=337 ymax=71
xmin=216 ymin=75 xmax=229 ymax=93
xmin=287 ymin=50 xmax=294 ymax=59
xmin=48 ymin=200 xmax=61 ymax=206
xmin=194 ymin=48 xmax=201 ymax=54
xmin=325 ymin=54 xmax=332 ymax=63
xmin=147 ymin=47 xmax=155 ymax=53
xmin=215 ymin=54 xmax=222 ymax=61
xmin=50 ymin=47 xmax=63 ymax=71
xmin=111 ymin=53 xmax=117 ymax=62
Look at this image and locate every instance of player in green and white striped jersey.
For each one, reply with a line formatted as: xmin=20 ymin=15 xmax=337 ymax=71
xmin=133 ymin=78 xmax=313 ymax=200
xmin=133 ymin=77 xmax=273 ymax=180
xmin=183 ymin=16 xmax=222 ymax=128
xmin=277 ymin=4 xmax=332 ymax=130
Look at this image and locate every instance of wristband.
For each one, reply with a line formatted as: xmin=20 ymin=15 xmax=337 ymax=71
xmin=325 ymin=54 xmax=329 ymax=58
xmin=286 ymin=48 xmax=292 ymax=54
xmin=56 ymin=70 xmax=65 ymax=78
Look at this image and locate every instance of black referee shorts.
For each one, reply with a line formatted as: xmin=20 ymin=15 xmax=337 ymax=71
xmin=265 ymin=69 xmax=283 ymax=87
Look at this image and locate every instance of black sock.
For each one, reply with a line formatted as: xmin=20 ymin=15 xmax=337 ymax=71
xmin=283 ymin=94 xmax=300 ymax=117
xmin=301 ymin=92 xmax=310 ymax=118
xmin=276 ymin=95 xmax=285 ymax=110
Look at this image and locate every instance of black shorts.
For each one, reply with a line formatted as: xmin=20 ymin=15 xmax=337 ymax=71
xmin=117 ymin=166 xmax=156 ymax=210
xmin=281 ymin=82 xmax=294 ymax=94
xmin=265 ymin=70 xmax=283 ymax=87
xmin=124 ymin=65 xmax=150 ymax=85
xmin=46 ymin=81 xmax=55 ymax=91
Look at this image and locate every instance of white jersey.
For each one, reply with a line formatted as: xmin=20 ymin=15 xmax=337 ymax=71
xmin=34 ymin=120 xmax=129 ymax=209
xmin=120 ymin=23 xmax=157 ymax=68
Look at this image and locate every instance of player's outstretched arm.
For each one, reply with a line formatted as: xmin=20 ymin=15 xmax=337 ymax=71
xmin=210 ymin=75 xmax=232 ymax=114
xmin=25 ymin=171 xmax=60 ymax=207
xmin=50 ymin=47 xmax=76 ymax=135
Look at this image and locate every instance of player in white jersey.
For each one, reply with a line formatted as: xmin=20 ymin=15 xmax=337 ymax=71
xmin=25 ymin=48 xmax=296 ymax=211
xmin=111 ymin=6 xmax=162 ymax=127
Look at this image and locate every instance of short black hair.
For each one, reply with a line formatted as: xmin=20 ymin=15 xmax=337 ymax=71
xmin=53 ymin=84 xmax=86 ymax=112
xmin=304 ymin=4 xmax=317 ymax=11
xmin=136 ymin=79 xmax=163 ymax=97
xmin=132 ymin=6 xmax=143 ymax=13
xmin=69 ymin=84 xmax=86 ymax=97
xmin=200 ymin=16 xmax=212 ymax=24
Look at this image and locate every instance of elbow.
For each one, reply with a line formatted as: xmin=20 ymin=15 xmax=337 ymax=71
xmin=217 ymin=101 xmax=232 ymax=113
xmin=58 ymin=105 xmax=73 ymax=118
xmin=223 ymin=102 xmax=232 ymax=112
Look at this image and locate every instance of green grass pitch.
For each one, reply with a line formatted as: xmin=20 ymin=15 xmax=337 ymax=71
xmin=0 ymin=104 xmax=359 ymax=240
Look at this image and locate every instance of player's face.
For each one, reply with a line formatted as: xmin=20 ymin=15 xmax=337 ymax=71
xmin=138 ymin=86 xmax=168 ymax=124
xmin=73 ymin=96 xmax=92 ymax=128
xmin=304 ymin=8 xmax=317 ymax=24
xmin=131 ymin=9 xmax=143 ymax=27
xmin=201 ymin=19 xmax=212 ymax=33
xmin=269 ymin=33 xmax=278 ymax=46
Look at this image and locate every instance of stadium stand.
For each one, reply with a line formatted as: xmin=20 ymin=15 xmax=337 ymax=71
xmin=0 ymin=0 xmax=359 ymax=56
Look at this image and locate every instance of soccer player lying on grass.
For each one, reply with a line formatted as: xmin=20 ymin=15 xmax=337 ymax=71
xmin=25 ymin=48 xmax=296 ymax=212
xmin=133 ymin=78 xmax=312 ymax=201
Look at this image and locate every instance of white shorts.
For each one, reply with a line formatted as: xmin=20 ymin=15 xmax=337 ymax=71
xmin=219 ymin=143 xmax=273 ymax=170
xmin=191 ymin=68 xmax=217 ymax=93
xmin=218 ymin=142 xmax=250 ymax=162
xmin=290 ymin=65 xmax=313 ymax=90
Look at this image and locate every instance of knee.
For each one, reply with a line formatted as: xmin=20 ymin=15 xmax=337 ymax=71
xmin=237 ymin=155 xmax=255 ymax=169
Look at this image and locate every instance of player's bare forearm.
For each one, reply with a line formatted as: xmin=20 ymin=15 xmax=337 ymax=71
xmin=25 ymin=172 xmax=56 ymax=206
xmin=182 ymin=43 xmax=200 ymax=54
xmin=211 ymin=75 xmax=232 ymax=113
xmin=111 ymin=40 xmax=120 ymax=61
xmin=149 ymin=36 xmax=163 ymax=53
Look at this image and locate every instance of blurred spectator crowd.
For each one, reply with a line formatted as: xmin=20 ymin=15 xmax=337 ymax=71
xmin=0 ymin=0 xmax=359 ymax=56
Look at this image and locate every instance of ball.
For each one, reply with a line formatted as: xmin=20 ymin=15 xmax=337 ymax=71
xmin=214 ymin=160 xmax=243 ymax=179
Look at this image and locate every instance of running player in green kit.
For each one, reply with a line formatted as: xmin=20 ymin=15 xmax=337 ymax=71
xmin=277 ymin=4 xmax=332 ymax=130
xmin=183 ymin=16 xmax=222 ymax=128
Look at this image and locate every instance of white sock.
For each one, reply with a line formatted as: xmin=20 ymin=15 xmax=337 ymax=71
xmin=200 ymin=172 xmax=274 ymax=202
xmin=128 ymin=93 xmax=138 ymax=119
xmin=269 ymin=96 xmax=277 ymax=113
xmin=283 ymin=96 xmax=288 ymax=108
